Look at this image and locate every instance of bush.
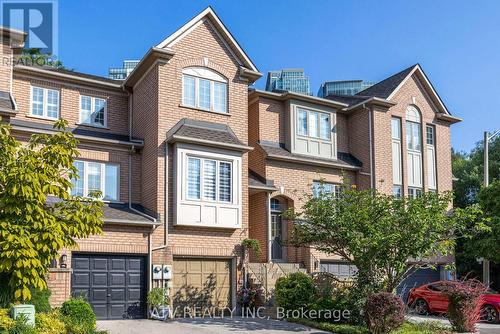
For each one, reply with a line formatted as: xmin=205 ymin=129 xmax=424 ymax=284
xmin=442 ymin=279 xmax=488 ymax=333
xmin=7 ymin=315 xmax=37 ymax=334
xmin=288 ymin=318 xmax=369 ymax=334
xmin=60 ymin=298 xmax=96 ymax=334
xmin=364 ymin=292 xmax=405 ymax=334
xmin=30 ymin=289 xmax=52 ymax=313
xmin=0 ymin=308 xmax=15 ymax=331
xmin=392 ymin=321 xmax=451 ymax=334
xmin=35 ymin=311 xmax=66 ymax=334
xmin=147 ymin=288 xmax=169 ymax=308
xmin=310 ymin=289 xmax=351 ymax=323
xmin=275 ymin=272 xmax=316 ymax=311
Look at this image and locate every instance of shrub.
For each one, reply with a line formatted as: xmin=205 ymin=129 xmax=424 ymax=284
xmin=35 ymin=311 xmax=66 ymax=334
xmin=147 ymin=288 xmax=169 ymax=308
xmin=30 ymin=289 xmax=52 ymax=313
xmin=0 ymin=308 xmax=15 ymax=331
xmin=60 ymin=298 xmax=96 ymax=334
xmin=364 ymin=292 xmax=405 ymax=334
xmin=288 ymin=318 xmax=369 ymax=334
xmin=275 ymin=272 xmax=316 ymax=311
xmin=8 ymin=315 xmax=37 ymax=334
xmin=442 ymin=279 xmax=488 ymax=333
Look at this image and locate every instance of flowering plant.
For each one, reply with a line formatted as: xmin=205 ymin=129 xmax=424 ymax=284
xmin=238 ymin=286 xmax=259 ymax=308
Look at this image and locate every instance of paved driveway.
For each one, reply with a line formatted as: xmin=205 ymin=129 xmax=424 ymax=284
xmin=97 ymin=317 xmax=328 ymax=334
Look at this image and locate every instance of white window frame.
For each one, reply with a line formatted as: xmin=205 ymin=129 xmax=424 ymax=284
xmin=408 ymin=187 xmax=422 ymax=199
xmin=312 ymin=181 xmax=342 ymax=198
xmin=406 ymin=106 xmax=423 ymax=188
xmin=79 ymin=95 xmax=107 ymax=128
xmin=296 ymin=107 xmax=332 ymax=140
xmin=71 ymin=160 xmax=120 ymax=201
xmin=29 ymin=86 xmax=60 ymax=120
xmin=391 ymin=117 xmax=403 ymax=188
xmin=181 ymin=67 xmax=228 ymax=114
xmin=175 ymin=144 xmax=242 ymax=229
xmin=426 ymin=125 xmax=437 ymax=190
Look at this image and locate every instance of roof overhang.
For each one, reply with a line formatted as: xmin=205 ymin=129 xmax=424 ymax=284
xmin=266 ymin=153 xmax=361 ymax=171
xmin=0 ymin=26 xmax=26 ymax=48
xmin=167 ymin=134 xmax=253 ymax=152
xmin=249 ymin=89 xmax=348 ymax=110
xmin=123 ymin=47 xmax=175 ymax=88
xmin=248 ymin=184 xmax=277 ymax=192
xmin=345 ymin=96 xmax=396 ymax=111
xmin=436 ymin=112 xmax=462 ymax=124
xmin=14 ymin=65 xmax=123 ymax=90
xmin=156 ymin=7 xmax=259 ymax=73
xmin=239 ymin=66 xmax=262 ymax=84
xmin=103 ymin=218 xmax=161 ymax=226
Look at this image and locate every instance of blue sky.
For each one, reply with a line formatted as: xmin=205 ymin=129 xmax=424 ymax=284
xmin=57 ymin=0 xmax=500 ymax=152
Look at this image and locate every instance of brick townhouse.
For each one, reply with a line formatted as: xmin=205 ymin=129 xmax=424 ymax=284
xmin=0 ymin=7 xmax=461 ymax=319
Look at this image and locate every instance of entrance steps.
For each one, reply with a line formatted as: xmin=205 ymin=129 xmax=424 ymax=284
xmin=246 ymin=262 xmax=307 ymax=305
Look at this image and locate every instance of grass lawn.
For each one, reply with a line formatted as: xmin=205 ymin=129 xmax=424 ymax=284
xmin=288 ymin=318 xmax=452 ymax=334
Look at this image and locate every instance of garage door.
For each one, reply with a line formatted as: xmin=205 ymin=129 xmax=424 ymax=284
xmin=172 ymin=258 xmax=231 ymax=310
xmin=397 ymin=267 xmax=441 ymax=302
xmin=71 ymin=254 xmax=146 ymax=320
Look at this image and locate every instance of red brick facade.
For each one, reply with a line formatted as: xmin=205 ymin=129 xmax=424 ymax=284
xmin=0 ymin=10 xmax=459 ymax=309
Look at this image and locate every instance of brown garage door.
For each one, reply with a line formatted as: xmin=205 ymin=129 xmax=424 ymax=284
xmin=172 ymin=258 xmax=231 ymax=310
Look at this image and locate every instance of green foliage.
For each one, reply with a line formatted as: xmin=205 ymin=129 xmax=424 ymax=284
xmin=242 ymin=238 xmax=261 ymax=257
xmin=19 ymin=49 xmax=66 ymax=69
xmin=287 ymin=318 xmax=369 ymax=334
xmin=147 ymin=288 xmax=169 ymax=308
xmin=35 ymin=311 xmax=66 ymax=334
xmin=6 ymin=315 xmax=36 ymax=334
xmin=287 ymin=184 xmax=484 ymax=293
xmin=364 ymin=292 xmax=405 ymax=334
xmin=60 ymin=298 xmax=96 ymax=334
xmin=0 ymin=120 xmax=104 ymax=301
xmin=0 ymin=308 xmax=15 ymax=331
xmin=29 ymin=289 xmax=51 ymax=314
xmin=391 ymin=321 xmax=450 ymax=334
xmin=275 ymin=272 xmax=316 ymax=311
xmin=0 ymin=274 xmax=13 ymax=308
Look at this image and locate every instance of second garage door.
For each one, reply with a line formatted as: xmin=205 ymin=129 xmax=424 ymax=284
xmin=172 ymin=258 xmax=232 ymax=310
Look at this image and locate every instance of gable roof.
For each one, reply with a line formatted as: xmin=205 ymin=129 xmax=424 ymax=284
xmin=356 ymin=64 xmax=456 ymax=118
xmin=156 ymin=7 xmax=259 ymax=73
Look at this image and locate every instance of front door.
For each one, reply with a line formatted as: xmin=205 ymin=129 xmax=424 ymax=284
xmin=271 ymin=213 xmax=283 ymax=260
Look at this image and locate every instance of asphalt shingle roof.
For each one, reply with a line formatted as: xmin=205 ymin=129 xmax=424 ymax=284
xmin=355 ymin=64 xmax=417 ymax=99
xmin=168 ymin=118 xmax=245 ymax=147
xmin=248 ymin=169 xmax=276 ymax=190
xmin=0 ymin=90 xmax=16 ymax=112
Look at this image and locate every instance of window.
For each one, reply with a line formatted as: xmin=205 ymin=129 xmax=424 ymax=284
xmin=312 ymin=181 xmax=342 ymax=198
xmin=296 ymin=107 xmax=332 ymax=140
xmin=182 ymin=67 xmax=228 ymax=113
xmin=406 ymin=106 xmax=423 ymax=190
xmin=186 ymin=156 xmax=232 ymax=203
xmin=391 ymin=117 xmax=403 ymax=190
xmin=392 ymin=185 xmax=402 ymax=198
xmin=70 ymin=161 xmax=119 ymax=201
xmin=30 ymin=86 xmax=60 ymax=119
xmin=426 ymin=125 xmax=437 ymax=190
xmin=270 ymin=198 xmax=283 ymax=212
xmin=80 ymin=95 xmax=107 ymax=127
xmin=408 ymin=187 xmax=422 ymax=199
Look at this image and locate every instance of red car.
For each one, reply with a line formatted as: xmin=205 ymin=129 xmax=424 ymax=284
xmin=408 ymin=281 xmax=500 ymax=324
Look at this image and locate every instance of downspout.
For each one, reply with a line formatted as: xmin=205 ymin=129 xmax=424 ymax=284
xmin=267 ymin=192 xmax=272 ymax=263
xmin=363 ymin=103 xmax=375 ymax=189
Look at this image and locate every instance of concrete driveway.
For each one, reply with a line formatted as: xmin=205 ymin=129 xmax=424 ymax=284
xmin=97 ymin=317 xmax=329 ymax=334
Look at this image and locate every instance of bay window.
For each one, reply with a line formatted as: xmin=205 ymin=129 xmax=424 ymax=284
xmin=182 ymin=67 xmax=228 ymax=113
xmin=296 ymin=107 xmax=331 ymax=140
xmin=30 ymin=86 xmax=60 ymax=119
xmin=80 ymin=95 xmax=107 ymax=127
xmin=71 ymin=160 xmax=119 ymax=201
xmin=186 ymin=156 xmax=232 ymax=203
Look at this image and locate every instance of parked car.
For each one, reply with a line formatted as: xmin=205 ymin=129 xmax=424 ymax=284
xmin=408 ymin=281 xmax=500 ymax=324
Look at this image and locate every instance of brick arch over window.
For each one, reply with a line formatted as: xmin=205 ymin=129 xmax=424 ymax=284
xmin=176 ymin=58 xmax=233 ymax=80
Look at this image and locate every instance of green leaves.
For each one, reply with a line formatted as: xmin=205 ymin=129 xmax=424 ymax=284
xmin=0 ymin=121 xmax=103 ymax=302
xmin=288 ymin=183 xmax=483 ymax=293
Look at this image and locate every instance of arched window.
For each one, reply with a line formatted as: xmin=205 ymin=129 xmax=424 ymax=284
xmin=182 ymin=67 xmax=228 ymax=113
xmin=405 ymin=105 xmax=423 ymax=198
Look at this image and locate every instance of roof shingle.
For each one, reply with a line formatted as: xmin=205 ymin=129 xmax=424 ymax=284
xmin=355 ymin=64 xmax=417 ymax=99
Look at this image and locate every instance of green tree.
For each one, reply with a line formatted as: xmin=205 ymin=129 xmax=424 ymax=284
xmin=0 ymin=120 xmax=103 ymax=301
xmin=287 ymin=185 xmax=484 ymax=293
xmin=19 ymin=48 xmax=66 ymax=69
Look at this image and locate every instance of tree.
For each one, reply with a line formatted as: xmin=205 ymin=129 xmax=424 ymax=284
xmin=0 ymin=120 xmax=103 ymax=301
xmin=18 ymin=48 xmax=67 ymax=69
xmin=287 ymin=184 xmax=484 ymax=293
xmin=463 ymin=180 xmax=500 ymax=263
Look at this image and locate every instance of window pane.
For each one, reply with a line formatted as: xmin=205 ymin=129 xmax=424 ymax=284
xmin=391 ymin=118 xmax=401 ymax=140
xmin=81 ymin=96 xmax=92 ymax=124
xmin=182 ymin=75 xmax=196 ymax=107
xmin=413 ymin=123 xmax=421 ymax=151
xmin=213 ymin=82 xmax=227 ymax=113
xmin=219 ymin=162 xmax=231 ymax=202
xmin=104 ymin=165 xmax=118 ymax=201
xmin=198 ymin=78 xmax=211 ymax=110
xmin=71 ymin=161 xmax=84 ymax=197
xmin=297 ymin=109 xmax=308 ymax=135
xmin=93 ymin=98 xmax=106 ymax=126
xmin=309 ymin=112 xmax=319 ymax=137
xmin=203 ymin=160 xmax=216 ymax=201
xmin=426 ymin=126 xmax=434 ymax=145
xmin=187 ymin=157 xmax=201 ymax=200
xmin=320 ymin=114 xmax=330 ymax=140
xmin=392 ymin=185 xmax=402 ymax=198
xmin=31 ymin=87 xmax=44 ymax=116
xmin=46 ymin=89 xmax=59 ymax=119
xmin=406 ymin=122 xmax=414 ymax=150
xmin=87 ymin=163 xmax=102 ymax=195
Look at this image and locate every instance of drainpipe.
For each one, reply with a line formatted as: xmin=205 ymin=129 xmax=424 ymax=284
xmin=267 ymin=192 xmax=272 ymax=263
xmin=362 ymin=103 xmax=375 ymax=189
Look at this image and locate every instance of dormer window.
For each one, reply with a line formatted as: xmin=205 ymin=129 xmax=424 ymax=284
xmin=182 ymin=67 xmax=228 ymax=113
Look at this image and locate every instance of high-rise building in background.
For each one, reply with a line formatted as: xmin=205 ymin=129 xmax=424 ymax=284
xmin=265 ymin=68 xmax=311 ymax=95
xmin=317 ymin=80 xmax=374 ymax=97
xmin=108 ymin=60 xmax=140 ymax=80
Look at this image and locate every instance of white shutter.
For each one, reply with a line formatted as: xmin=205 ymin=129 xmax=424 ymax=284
xmin=203 ymin=160 xmax=216 ymax=201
